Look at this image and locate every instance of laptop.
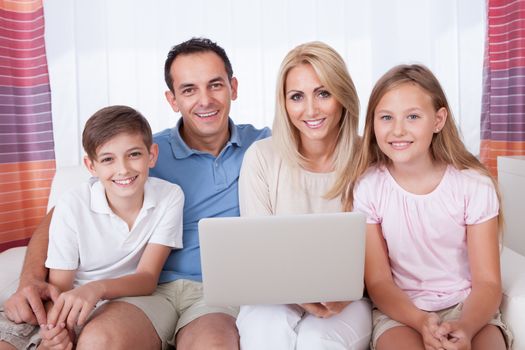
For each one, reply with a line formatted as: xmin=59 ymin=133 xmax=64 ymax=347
xmin=198 ymin=212 xmax=366 ymax=306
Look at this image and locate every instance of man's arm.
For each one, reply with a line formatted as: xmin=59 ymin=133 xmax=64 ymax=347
xmin=3 ymin=209 xmax=60 ymax=325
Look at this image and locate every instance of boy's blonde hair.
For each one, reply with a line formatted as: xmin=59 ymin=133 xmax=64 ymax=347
xmin=334 ymin=64 xmax=503 ymax=231
xmin=272 ymin=41 xmax=360 ymax=194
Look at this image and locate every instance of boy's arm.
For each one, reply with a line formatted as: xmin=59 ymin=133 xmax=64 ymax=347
xmin=47 ymin=243 xmax=171 ymax=329
xmin=3 ymin=209 xmax=60 ymax=326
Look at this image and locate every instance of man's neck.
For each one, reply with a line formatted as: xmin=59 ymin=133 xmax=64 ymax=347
xmin=180 ymin=125 xmax=230 ymax=157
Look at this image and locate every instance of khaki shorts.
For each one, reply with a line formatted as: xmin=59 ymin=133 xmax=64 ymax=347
xmin=371 ymin=303 xmax=513 ymax=349
xmin=121 ymin=279 xmax=239 ymax=349
xmin=0 ymin=279 xmax=238 ymax=350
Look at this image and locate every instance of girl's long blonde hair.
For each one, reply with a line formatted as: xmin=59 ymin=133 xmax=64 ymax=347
xmin=333 ymin=64 xmax=503 ymax=231
xmin=272 ymin=41 xmax=360 ymax=195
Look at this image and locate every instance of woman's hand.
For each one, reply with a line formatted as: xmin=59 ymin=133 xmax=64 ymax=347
xmin=299 ymin=301 xmax=351 ymax=318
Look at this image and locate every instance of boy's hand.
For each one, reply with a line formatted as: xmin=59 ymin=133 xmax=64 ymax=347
xmin=47 ymin=282 xmax=104 ymax=329
xmin=420 ymin=312 xmax=445 ymax=350
xmin=4 ymin=280 xmax=60 ymax=325
xmin=437 ymin=320 xmax=471 ymax=350
xmin=39 ymin=323 xmax=73 ymax=350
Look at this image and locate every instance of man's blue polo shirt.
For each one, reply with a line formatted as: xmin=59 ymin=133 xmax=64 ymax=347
xmin=151 ymin=118 xmax=270 ymax=283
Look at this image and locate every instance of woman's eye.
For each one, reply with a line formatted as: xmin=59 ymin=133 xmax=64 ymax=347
xmin=380 ymin=115 xmax=392 ymax=121
xmin=290 ymin=93 xmax=302 ymax=101
xmin=318 ymin=90 xmax=331 ymax=98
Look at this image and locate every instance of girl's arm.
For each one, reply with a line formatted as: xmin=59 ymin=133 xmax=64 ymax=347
xmin=438 ymin=216 xmax=502 ymax=344
xmin=365 ymin=223 xmax=442 ymax=348
xmin=47 ymin=243 xmax=171 ymax=329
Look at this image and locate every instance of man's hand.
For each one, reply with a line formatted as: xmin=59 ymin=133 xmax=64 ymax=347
xmin=3 ymin=280 xmax=60 ymax=325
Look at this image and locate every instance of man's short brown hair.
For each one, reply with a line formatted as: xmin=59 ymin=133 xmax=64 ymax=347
xmin=82 ymin=105 xmax=153 ymax=160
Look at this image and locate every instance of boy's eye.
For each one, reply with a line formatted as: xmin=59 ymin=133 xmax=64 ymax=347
xmin=129 ymin=151 xmax=142 ymax=158
xmin=100 ymin=157 xmax=113 ymax=163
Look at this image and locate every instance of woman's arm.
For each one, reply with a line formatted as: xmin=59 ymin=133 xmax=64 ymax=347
xmin=438 ymin=216 xmax=502 ymax=345
xmin=365 ymin=223 xmax=442 ymax=348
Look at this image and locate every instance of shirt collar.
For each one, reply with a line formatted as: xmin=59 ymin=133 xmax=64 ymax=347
xmin=90 ymin=178 xmax=156 ymax=215
xmin=169 ymin=117 xmax=241 ymax=159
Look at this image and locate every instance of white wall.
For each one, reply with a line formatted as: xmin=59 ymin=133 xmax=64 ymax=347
xmin=43 ymin=0 xmax=486 ymax=167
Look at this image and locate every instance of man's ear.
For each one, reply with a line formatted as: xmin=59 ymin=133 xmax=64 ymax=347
xmin=148 ymin=143 xmax=159 ymax=168
xmin=165 ymin=90 xmax=179 ymax=112
xmin=83 ymin=155 xmax=97 ymax=176
xmin=230 ymin=77 xmax=238 ymax=101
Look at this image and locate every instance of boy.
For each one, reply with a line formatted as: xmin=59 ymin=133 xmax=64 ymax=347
xmin=0 ymin=105 xmax=184 ymax=349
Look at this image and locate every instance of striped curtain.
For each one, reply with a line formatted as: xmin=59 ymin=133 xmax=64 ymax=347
xmin=0 ymin=0 xmax=55 ymax=252
xmin=481 ymin=0 xmax=525 ymax=175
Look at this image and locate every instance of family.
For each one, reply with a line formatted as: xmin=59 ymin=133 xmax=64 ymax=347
xmin=0 ymin=37 xmax=513 ymax=350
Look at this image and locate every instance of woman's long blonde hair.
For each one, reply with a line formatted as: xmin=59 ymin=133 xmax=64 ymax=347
xmin=333 ymin=64 xmax=503 ymax=231
xmin=272 ymin=41 xmax=360 ymax=195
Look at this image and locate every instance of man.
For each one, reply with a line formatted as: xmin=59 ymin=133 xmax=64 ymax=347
xmin=3 ymin=37 xmax=270 ymax=349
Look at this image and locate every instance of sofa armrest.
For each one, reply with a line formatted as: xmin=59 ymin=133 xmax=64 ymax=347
xmin=501 ymin=246 xmax=525 ymax=349
xmin=0 ymin=246 xmax=26 ymax=306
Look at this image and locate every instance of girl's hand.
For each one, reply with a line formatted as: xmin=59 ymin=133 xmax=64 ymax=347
xmin=38 ymin=323 xmax=73 ymax=350
xmin=421 ymin=312 xmax=445 ymax=350
xmin=47 ymin=281 xmax=104 ymax=329
xmin=437 ymin=320 xmax=471 ymax=350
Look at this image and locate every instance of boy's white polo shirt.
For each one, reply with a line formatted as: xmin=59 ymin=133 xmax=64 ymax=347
xmin=45 ymin=177 xmax=184 ymax=287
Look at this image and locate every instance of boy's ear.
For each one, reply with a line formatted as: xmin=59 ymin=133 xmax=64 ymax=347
xmin=435 ymin=107 xmax=447 ymax=132
xmin=148 ymin=143 xmax=159 ymax=168
xmin=165 ymin=90 xmax=179 ymax=113
xmin=83 ymin=155 xmax=98 ymax=176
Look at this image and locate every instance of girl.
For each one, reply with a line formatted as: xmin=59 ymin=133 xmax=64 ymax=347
xmin=236 ymin=42 xmax=372 ymax=349
xmin=334 ymin=64 xmax=512 ymax=350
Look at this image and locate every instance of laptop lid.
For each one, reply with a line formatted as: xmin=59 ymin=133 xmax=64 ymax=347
xmin=198 ymin=212 xmax=366 ymax=306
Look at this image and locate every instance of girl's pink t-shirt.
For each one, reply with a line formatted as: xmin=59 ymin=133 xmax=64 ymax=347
xmin=354 ymin=165 xmax=499 ymax=311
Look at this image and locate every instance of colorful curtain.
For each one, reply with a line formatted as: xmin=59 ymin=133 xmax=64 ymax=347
xmin=481 ymin=0 xmax=525 ymax=175
xmin=0 ymin=0 xmax=55 ymax=252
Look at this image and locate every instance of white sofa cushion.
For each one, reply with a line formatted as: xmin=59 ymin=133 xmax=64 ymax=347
xmin=501 ymin=246 xmax=525 ymax=349
xmin=0 ymin=246 xmax=25 ymax=306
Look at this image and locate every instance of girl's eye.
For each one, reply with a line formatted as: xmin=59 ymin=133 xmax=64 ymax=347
xmin=318 ymin=90 xmax=331 ymax=98
xmin=407 ymin=114 xmax=419 ymax=120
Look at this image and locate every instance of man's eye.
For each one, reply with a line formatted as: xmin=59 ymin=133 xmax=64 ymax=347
xmin=182 ymin=88 xmax=194 ymax=95
xmin=210 ymin=83 xmax=223 ymax=90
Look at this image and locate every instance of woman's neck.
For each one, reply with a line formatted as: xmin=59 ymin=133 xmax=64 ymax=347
xmin=299 ymin=138 xmax=337 ymax=173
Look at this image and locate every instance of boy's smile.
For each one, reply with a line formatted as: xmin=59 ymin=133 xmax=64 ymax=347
xmin=84 ymin=132 xmax=158 ymax=213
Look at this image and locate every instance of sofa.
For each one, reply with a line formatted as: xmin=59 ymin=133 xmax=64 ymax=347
xmin=0 ymin=163 xmax=524 ymax=348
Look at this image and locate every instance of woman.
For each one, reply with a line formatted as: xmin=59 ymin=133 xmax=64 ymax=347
xmin=236 ymin=41 xmax=371 ymax=350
